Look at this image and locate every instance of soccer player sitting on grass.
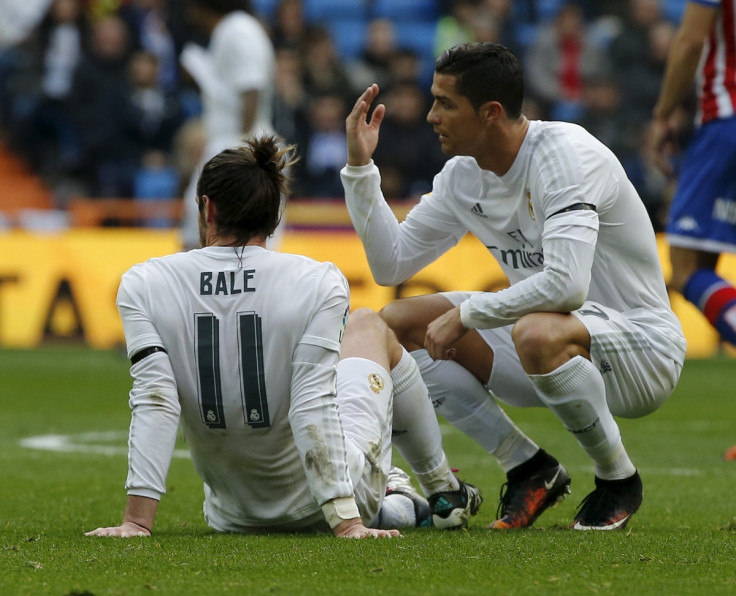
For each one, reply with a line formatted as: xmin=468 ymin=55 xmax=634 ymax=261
xmin=341 ymin=42 xmax=686 ymax=531
xmin=85 ymin=136 xmax=481 ymax=539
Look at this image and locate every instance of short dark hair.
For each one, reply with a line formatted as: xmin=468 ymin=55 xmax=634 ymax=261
xmin=435 ymin=42 xmax=524 ymax=118
xmin=197 ymin=136 xmax=298 ymax=243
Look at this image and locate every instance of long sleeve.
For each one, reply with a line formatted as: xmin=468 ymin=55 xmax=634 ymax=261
xmin=461 ymin=209 xmax=598 ymax=329
xmin=288 ymin=268 xmax=357 ymax=509
xmin=341 ymin=161 xmax=461 ymax=286
xmin=117 ymin=268 xmax=180 ymax=500
xmin=125 ymin=352 xmax=181 ymax=500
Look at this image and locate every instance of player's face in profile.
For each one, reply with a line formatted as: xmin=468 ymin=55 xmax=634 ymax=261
xmin=427 ymin=73 xmax=485 ymax=158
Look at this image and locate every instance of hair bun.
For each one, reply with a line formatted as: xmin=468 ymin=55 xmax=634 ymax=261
xmin=249 ymin=135 xmax=280 ymax=174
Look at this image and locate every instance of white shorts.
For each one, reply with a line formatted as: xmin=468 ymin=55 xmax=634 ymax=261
xmin=336 ymin=357 xmax=394 ymax=523
xmin=443 ymin=292 xmax=682 ymax=418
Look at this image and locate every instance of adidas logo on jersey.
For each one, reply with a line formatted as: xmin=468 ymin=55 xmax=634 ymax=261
xmin=471 ymin=203 xmax=487 ymax=218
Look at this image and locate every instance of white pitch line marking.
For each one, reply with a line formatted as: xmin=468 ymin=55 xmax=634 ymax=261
xmin=19 ymin=432 xmax=732 ymax=478
xmin=19 ymin=431 xmax=190 ymax=458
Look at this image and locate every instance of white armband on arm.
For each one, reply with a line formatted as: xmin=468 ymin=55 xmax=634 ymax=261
xmin=322 ymin=497 xmax=361 ymax=529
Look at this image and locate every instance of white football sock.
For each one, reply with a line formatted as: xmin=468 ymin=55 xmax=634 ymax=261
xmin=527 ymin=355 xmax=635 ymax=480
xmin=374 ymin=492 xmax=421 ymax=528
xmin=411 ymin=349 xmax=539 ymax=473
xmin=391 ymin=348 xmax=459 ymax=495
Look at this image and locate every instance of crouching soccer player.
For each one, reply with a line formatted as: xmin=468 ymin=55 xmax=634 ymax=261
xmin=342 ymin=43 xmax=686 ymax=531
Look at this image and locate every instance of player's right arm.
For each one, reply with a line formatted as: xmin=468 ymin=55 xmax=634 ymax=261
xmin=86 ymin=266 xmax=180 ymax=537
xmin=85 ymin=495 xmax=158 ymax=537
xmin=341 ymin=161 xmax=461 ymax=285
xmin=343 ymin=87 xmax=462 ymax=285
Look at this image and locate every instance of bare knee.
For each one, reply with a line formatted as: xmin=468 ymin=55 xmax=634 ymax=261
xmin=342 ymin=308 xmax=398 ymax=370
xmin=379 ymin=299 xmax=421 ymax=344
xmin=512 ymin=313 xmax=589 ymax=374
xmin=345 ymin=308 xmax=387 ymax=341
xmin=380 ymin=295 xmax=454 ymax=350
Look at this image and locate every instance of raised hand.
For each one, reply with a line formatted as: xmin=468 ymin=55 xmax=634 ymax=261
xmin=346 ymin=84 xmax=386 ymax=166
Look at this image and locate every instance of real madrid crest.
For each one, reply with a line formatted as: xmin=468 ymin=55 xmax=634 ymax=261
xmin=526 ymin=189 xmax=535 ymax=221
xmin=368 ymin=373 xmax=384 ymax=393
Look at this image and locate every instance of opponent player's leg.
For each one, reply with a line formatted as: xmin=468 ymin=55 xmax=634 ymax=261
xmin=670 ymin=246 xmax=736 ymax=346
xmin=382 ymin=294 xmax=569 ymax=529
xmin=513 ymin=311 xmax=641 ymax=530
xmin=667 ymin=123 xmax=736 ymax=459
xmin=342 ymin=308 xmax=481 ymax=529
xmin=666 ymin=116 xmax=736 ymax=348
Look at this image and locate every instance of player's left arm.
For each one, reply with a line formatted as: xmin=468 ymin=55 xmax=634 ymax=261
xmin=426 ymin=170 xmax=599 ymax=362
xmin=425 ymin=208 xmax=597 ymax=359
xmin=289 ymin=271 xmax=352 ymax=501
xmin=228 ymin=20 xmax=272 ymax=138
xmin=288 ymin=267 xmax=399 ymax=537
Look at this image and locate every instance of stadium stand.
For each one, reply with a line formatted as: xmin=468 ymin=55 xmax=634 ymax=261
xmin=252 ymin=0 xmax=281 ymax=19
xmin=0 ymin=0 xmax=688 ymax=230
xmin=303 ymin=0 xmax=369 ymax=22
xmin=323 ymin=18 xmax=369 ymax=60
xmin=372 ymin=0 xmax=440 ymax=22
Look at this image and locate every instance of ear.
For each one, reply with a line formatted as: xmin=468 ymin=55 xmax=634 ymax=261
xmin=202 ymin=195 xmax=217 ymax=224
xmin=480 ymin=101 xmax=505 ymax=123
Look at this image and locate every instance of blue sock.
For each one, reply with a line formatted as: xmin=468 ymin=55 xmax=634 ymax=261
xmin=683 ymin=269 xmax=736 ymax=346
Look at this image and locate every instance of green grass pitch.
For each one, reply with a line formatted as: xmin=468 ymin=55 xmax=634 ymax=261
xmin=1 ymin=347 xmax=735 ymax=595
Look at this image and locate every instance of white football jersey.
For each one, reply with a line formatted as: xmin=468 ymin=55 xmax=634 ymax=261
xmin=117 ymin=246 xmax=352 ymax=530
xmin=342 ymin=120 xmax=686 ymax=361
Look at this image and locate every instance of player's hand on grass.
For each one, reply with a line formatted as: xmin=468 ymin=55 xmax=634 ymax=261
xmin=346 ymin=84 xmax=385 ymax=167
xmin=333 ymin=518 xmax=401 ymax=539
xmin=85 ymin=521 xmax=151 ymax=538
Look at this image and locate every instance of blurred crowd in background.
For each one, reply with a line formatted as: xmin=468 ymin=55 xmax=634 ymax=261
xmin=0 ymin=0 xmax=693 ymax=231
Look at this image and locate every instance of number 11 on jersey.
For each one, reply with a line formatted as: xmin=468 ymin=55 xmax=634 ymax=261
xmin=195 ymin=312 xmax=271 ymax=430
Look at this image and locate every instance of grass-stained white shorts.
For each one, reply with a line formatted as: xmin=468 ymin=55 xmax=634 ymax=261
xmin=335 ymin=357 xmax=394 ymax=523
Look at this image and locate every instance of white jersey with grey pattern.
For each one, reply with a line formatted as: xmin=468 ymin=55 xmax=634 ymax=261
xmin=341 ymin=120 xmax=685 ymax=361
xmin=117 ymin=245 xmax=351 ymax=529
